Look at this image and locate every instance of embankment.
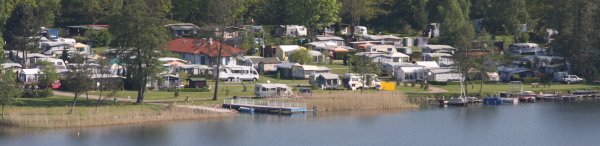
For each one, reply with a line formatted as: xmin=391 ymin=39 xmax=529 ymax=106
xmin=0 ymin=104 xmax=233 ymax=128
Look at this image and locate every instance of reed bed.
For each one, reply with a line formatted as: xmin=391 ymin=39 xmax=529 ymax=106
xmin=297 ymin=92 xmax=417 ymax=111
xmin=0 ymin=105 xmax=233 ymax=128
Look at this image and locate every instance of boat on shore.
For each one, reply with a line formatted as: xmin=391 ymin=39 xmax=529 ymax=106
xmin=519 ymin=91 xmax=536 ymax=103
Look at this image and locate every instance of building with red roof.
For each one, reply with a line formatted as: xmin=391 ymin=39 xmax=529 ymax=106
xmin=167 ymin=38 xmax=242 ymax=66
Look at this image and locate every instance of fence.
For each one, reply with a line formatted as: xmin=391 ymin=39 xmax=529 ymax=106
xmin=224 ymin=98 xmax=306 ymax=109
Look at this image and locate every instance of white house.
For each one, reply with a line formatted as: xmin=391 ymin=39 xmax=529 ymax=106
xmin=415 ymin=61 xmax=440 ymax=69
xmin=382 ymin=62 xmax=420 ymax=77
xmin=395 ymin=66 xmax=425 ymax=82
xmin=424 ymin=68 xmax=463 ymax=82
xmin=314 ymin=35 xmax=345 ymax=46
xmin=422 ymin=53 xmax=454 ymax=67
xmin=168 ymin=38 xmax=242 ymax=66
xmin=367 ymin=45 xmax=397 ymax=54
xmin=292 ymin=65 xmax=330 ymax=79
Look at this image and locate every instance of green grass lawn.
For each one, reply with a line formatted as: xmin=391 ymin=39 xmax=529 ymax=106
xmin=14 ymin=95 xmax=119 ymax=107
xmin=434 ymin=83 xmax=600 ymax=94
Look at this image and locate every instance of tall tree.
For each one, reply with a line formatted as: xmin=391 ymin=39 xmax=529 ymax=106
xmin=289 ymin=49 xmax=313 ymax=65
xmin=110 ymin=0 xmax=170 ymax=103
xmin=0 ymin=71 xmax=22 ymax=118
xmin=340 ymin=0 xmax=385 ymax=36
xmin=62 ymin=63 xmax=93 ymax=114
xmin=550 ymin=0 xmax=600 ymax=79
xmin=2 ymin=2 xmax=40 ymax=68
xmin=350 ymin=55 xmax=381 ymax=93
xmin=288 ymin=0 xmax=341 ymax=37
xmin=203 ymin=0 xmax=245 ymax=101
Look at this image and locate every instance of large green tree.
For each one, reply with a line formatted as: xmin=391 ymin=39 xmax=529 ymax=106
xmin=549 ymin=0 xmax=600 ymax=80
xmin=2 ymin=2 xmax=41 ymax=68
xmin=0 ymin=71 xmax=22 ymax=118
xmin=288 ymin=0 xmax=341 ymax=37
xmin=110 ymin=0 xmax=170 ymax=103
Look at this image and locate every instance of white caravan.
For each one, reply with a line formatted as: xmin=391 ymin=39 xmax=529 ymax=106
xmin=254 ymin=83 xmax=293 ymax=97
xmin=214 ymin=65 xmax=259 ymax=81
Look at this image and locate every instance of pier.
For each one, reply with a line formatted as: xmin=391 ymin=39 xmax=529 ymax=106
xmin=223 ymin=99 xmax=309 ymax=114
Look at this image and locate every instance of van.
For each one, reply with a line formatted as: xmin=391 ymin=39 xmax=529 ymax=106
xmin=254 ymin=83 xmax=293 ymax=97
xmin=214 ymin=65 xmax=259 ymax=81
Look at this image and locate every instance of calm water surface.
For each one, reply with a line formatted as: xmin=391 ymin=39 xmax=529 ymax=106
xmin=2 ymin=102 xmax=600 ymax=146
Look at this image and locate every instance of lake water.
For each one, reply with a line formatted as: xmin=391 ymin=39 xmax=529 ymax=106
xmin=2 ymin=102 xmax=600 ymax=146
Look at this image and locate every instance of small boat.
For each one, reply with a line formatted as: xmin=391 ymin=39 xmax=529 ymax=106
xmin=238 ymin=107 xmax=255 ymax=113
xmin=483 ymin=96 xmax=503 ymax=105
xmin=519 ymin=91 xmax=536 ymax=103
xmin=447 ymin=97 xmax=468 ymax=106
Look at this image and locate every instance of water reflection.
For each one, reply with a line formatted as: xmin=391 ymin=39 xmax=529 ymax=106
xmin=2 ymin=103 xmax=600 ymax=146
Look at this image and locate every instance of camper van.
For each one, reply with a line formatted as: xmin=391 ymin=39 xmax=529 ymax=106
xmin=254 ymin=83 xmax=293 ymax=97
xmin=355 ymin=26 xmax=368 ymax=36
xmin=214 ymin=65 xmax=259 ymax=81
xmin=342 ymin=73 xmax=381 ymax=90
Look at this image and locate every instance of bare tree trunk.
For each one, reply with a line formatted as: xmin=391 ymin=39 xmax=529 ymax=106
xmin=1 ymin=104 xmax=5 ymax=119
xmin=69 ymin=93 xmax=79 ymax=114
xmin=213 ymin=32 xmax=226 ymax=101
xmin=96 ymin=90 xmax=103 ymax=110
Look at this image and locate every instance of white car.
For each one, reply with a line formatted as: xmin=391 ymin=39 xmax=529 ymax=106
xmin=563 ymin=75 xmax=584 ymax=83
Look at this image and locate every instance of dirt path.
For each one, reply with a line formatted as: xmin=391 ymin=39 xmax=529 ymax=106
xmin=428 ymin=86 xmax=449 ymax=93
xmin=53 ymin=91 xmax=236 ymax=113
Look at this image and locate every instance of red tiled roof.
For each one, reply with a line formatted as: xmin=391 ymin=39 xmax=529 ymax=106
xmin=167 ymin=38 xmax=242 ymax=57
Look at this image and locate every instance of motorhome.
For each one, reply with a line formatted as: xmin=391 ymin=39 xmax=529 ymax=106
xmin=342 ymin=73 xmax=381 ymax=90
xmin=214 ymin=65 xmax=259 ymax=81
xmin=254 ymin=83 xmax=293 ymax=97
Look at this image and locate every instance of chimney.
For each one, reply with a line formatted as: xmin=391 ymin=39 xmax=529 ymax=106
xmin=209 ymin=38 xmax=213 ymax=45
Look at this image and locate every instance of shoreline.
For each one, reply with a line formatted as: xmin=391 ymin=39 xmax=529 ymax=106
xmin=0 ymin=104 xmax=235 ymax=129
xmin=2 ymin=91 xmax=416 ymax=129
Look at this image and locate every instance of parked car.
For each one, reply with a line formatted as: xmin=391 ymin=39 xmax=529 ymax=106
xmin=563 ymin=75 xmax=584 ymax=83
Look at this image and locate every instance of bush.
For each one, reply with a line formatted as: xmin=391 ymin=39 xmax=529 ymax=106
xmin=22 ymin=89 xmax=53 ymax=98
xmin=523 ymin=77 xmax=541 ymax=84
xmin=166 ymin=88 xmax=210 ymax=92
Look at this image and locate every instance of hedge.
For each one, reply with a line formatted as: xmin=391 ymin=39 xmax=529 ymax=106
xmin=22 ymin=89 xmax=53 ymax=98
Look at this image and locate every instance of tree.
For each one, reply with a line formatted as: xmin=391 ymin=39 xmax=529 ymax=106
xmin=110 ymin=0 xmax=170 ymax=103
xmin=3 ymin=2 xmax=41 ymax=68
xmin=0 ymin=71 xmax=22 ymax=118
xmin=350 ymin=55 xmax=380 ymax=93
xmin=435 ymin=0 xmax=475 ymax=48
xmin=85 ymin=29 xmax=112 ymax=47
xmin=203 ymin=0 xmax=245 ymax=101
xmin=288 ymin=0 xmax=341 ymax=37
xmin=95 ymin=57 xmax=122 ymax=109
xmin=62 ymin=63 xmax=93 ymax=114
xmin=35 ymin=61 xmax=58 ymax=89
xmin=289 ymin=49 xmax=313 ymax=65
xmin=0 ymin=35 xmax=4 ymax=61
xmin=545 ymin=0 xmax=600 ymax=80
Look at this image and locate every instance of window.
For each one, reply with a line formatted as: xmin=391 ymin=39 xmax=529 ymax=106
xmin=262 ymin=88 xmax=268 ymax=91
xmin=255 ymin=87 xmax=260 ymax=91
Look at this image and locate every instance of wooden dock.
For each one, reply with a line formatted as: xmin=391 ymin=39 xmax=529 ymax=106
xmin=222 ymin=99 xmax=309 ymax=114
